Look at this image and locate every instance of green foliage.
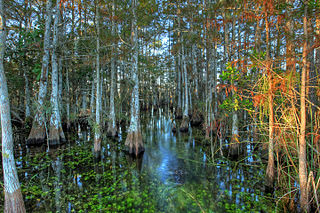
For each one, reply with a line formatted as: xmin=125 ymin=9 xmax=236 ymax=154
xmin=220 ymin=63 xmax=240 ymax=83
xmin=220 ymin=95 xmax=252 ymax=112
xmin=32 ymin=63 xmax=42 ymax=81
xmin=250 ymin=49 xmax=266 ymax=67
xmin=219 ymin=63 xmax=253 ymax=112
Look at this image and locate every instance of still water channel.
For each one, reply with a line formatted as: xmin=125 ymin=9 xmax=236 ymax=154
xmin=3 ymin=109 xmax=275 ymax=212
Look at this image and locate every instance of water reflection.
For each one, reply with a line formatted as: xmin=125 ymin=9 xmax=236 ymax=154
xmin=51 ymin=155 xmax=62 ymax=213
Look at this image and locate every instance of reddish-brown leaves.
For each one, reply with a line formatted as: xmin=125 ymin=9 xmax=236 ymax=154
xmin=252 ymin=93 xmax=265 ymax=108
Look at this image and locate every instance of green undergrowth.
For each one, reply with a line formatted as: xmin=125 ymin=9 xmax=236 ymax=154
xmin=16 ymin=141 xmax=158 ymax=212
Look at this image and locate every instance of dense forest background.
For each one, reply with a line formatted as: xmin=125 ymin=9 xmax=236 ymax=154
xmin=0 ymin=0 xmax=320 ymax=212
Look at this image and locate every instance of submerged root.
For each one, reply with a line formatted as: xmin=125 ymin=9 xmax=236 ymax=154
xmin=172 ymin=122 xmax=177 ymax=133
xmin=179 ymin=116 xmax=189 ymax=133
xmin=125 ymin=130 xmax=144 ymax=156
xmin=77 ymin=115 xmax=89 ymax=131
xmin=26 ymin=122 xmax=46 ymax=145
xmin=229 ymin=134 xmax=240 ymax=159
xmin=94 ymin=132 xmax=102 ymax=159
xmin=48 ymin=126 xmax=66 ymax=146
xmin=204 ymin=122 xmax=210 ymax=139
xmin=94 ymin=140 xmax=102 ymax=160
xmin=175 ymin=108 xmax=183 ymax=120
xmin=62 ymin=120 xmax=72 ymax=132
xmin=265 ymin=161 xmax=275 ymax=193
xmin=107 ymin=124 xmax=118 ymax=138
xmin=191 ymin=110 xmax=203 ymax=127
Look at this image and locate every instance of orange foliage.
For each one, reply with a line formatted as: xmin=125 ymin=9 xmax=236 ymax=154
xmin=252 ymin=93 xmax=266 ymax=108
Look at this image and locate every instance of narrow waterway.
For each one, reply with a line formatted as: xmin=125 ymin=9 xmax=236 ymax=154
xmin=4 ymin=109 xmax=275 ymax=212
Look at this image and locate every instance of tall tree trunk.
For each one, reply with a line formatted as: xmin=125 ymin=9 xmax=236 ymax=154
xmin=176 ymin=9 xmax=182 ymax=120
xmin=207 ymin=26 xmax=218 ymax=132
xmin=180 ymin=36 xmax=189 ymax=133
xmin=24 ymin=69 xmax=31 ymax=121
xmin=254 ymin=7 xmax=262 ymax=53
xmin=107 ymin=0 xmax=118 ymax=137
xmin=252 ymin=9 xmax=263 ymax=144
xmin=66 ymin=69 xmax=70 ymax=130
xmin=81 ymin=82 xmax=87 ymax=113
xmin=67 ymin=0 xmax=75 ymax=131
xmin=100 ymin=74 xmax=103 ymax=118
xmin=223 ymin=12 xmax=229 ymax=70
xmin=125 ymin=0 xmax=144 ymax=156
xmin=176 ymin=60 xmax=182 ymax=119
xmin=49 ymin=1 xmax=66 ymax=146
xmin=213 ymin=40 xmax=218 ymax=115
xmin=27 ymin=0 xmax=52 ymax=145
xmin=193 ymin=43 xmax=199 ymax=99
xmin=58 ymin=59 xmax=63 ymax=109
xmin=189 ymin=83 xmax=192 ymax=112
xmin=0 ymin=2 xmax=26 ymax=211
xmin=206 ymin=19 xmax=213 ymax=138
xmin=58 ymin=58 xmax=63 ymax=106
xmin=90 ymin=74 xmax=95 ymax=115
xmin=265 ymin=9 xmax=275 ymax=190
xmin=94 ymin=0 xmax=102 ymax=157
xmin=222 ymin=12 xmax=230 ymax=147
xmin=183 ymin=41 xmax=189 ymax=118
xmin=310 ymin=8 xmax=319 ymax=116
xmin=230 ymin=15 xmax=239 ymax=158
xmin=285 ymin=0 xmax=296 ymax=117
xmin=285 ymin=2 xmax=295 ymax=74
xmin=204 ymin=5 xmax=210 ymax=138
xmin=23 ymin=0 xmax=31 ymax=124
xmin=299 ymin=6 xmax=309 ymax=212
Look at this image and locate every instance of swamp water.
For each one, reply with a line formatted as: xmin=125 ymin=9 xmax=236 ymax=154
xmin=1 ymin=110 xmax=276 ymax=212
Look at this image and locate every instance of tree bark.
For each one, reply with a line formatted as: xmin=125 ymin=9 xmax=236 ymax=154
xmin=299 ymin=6 xmax=309 ymax=212
xmin=285 ymin=0 xmax=297 ymax=119
xmin=213 ymin=40 xmax=217 ymax=116
xmin=107 ymin=0 xmax=118 ymax=137
xmin=27 ymin=0 xmax=52 ymax=145
xmin=94 ymin=0 xmax=102 ymax=157
xmin=175 ymin=8 xmax=182 ymax=120
xmin=0 ymin=2 xmax=26 ymax=211
xmin=125 ymin=0 xmax=144 ymax=156
xmin=90 ymin=74 xmax=95 ymax=115
xmin=207 ymin=29 xmax=213 ymax=138
xmin=81 ymin=85 xmax=87 ymax=113
xmin=58 ymin=59 xmax=63 ymax=110
xmin=66 ymin=69 xmax=70 ymax=130
xmin=180 ymin=35 xmax=189 ymax=133
xmin=265 ymin=10 xmax=275 ymax=190
xmin=24 ymin=68 xmax=31 ymax=121
xmin=230 ymin=15 xmax=239 ymax=158
xmin=193 ymin=43 xmax=199 ymax=99
xmin=285 ymin=0 xmax=295 ymax=74
xmin=49 ymin=1 xmax=66 ymax=146
xmin=310 ymin=8 xmax=320 ymax=116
